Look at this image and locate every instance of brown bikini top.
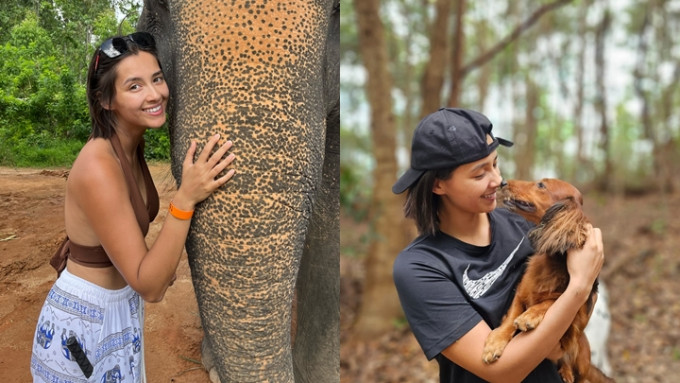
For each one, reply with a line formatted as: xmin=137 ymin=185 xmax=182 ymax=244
xmin=50 ymin=133 xmax=159 ymax=275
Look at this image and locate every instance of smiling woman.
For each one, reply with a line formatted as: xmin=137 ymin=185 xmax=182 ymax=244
xmin=107 ymin=53 xmax=169 ymax=133
xmin=392 ymin=108 xmax=605 ymax=383
xmin=29 ymin=32 xmax=238 ymax=383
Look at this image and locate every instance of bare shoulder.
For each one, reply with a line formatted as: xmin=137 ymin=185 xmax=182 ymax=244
xmin=68 ymin=138 xmax=124 ymax=197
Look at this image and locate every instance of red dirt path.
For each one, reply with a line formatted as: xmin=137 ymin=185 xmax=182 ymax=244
xmin=0 ymin=164 xmax=212 ymax=382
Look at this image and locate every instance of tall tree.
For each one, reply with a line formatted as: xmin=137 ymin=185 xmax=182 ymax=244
xmin=515 ymin=74 xmax=538 ymax=180
xmin=572 ymin=0 xmax=591 ymax=183
xmin=447 ymin=0 xmax=466 ymax=107
xmin=351 ymin=0 xmax=412 ymax=337
xmin=419 ymin=0 xmax=451 ymax=117
xmin=594 ymin=7 xmax=612 ymax=191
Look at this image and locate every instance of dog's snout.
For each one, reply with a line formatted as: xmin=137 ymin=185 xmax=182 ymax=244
xmin=500 ymin=179 xmax=508 ymax=188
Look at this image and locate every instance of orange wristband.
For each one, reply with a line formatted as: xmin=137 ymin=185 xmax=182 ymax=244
xmin=169 ymin=201 xmax=194 ymax=220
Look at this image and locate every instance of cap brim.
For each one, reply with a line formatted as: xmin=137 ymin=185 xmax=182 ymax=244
xmin=392 ymin=168 xmax=425 ymax=194
xmin=497 ymin=137 xmax=513 ymax=147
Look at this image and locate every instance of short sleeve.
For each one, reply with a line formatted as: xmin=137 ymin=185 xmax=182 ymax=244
xmin=393 ymin=250 xmax=482 ymax=360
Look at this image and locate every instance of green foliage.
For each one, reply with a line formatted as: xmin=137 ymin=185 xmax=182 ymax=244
xmin=340 ymin=122 xmax=372 ymax=221
xmin=0 ymin=15 xmax=89 ymax=166
xmin=0 ymin=1 xmax=168 ymax=167
xmin=144 ymin=126 xmax=171 ymax=161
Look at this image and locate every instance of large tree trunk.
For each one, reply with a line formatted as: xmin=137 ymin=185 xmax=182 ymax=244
xmin=594 ymin=9 xmax=612 ymax=191
xmin=447 ymin=0 xmax=466 ymax=107
xmin=572 ymin=0 xmax=590 ymax=183
xmin=140 ymin=1 xmax=338 ymax=382
xmin=419 ymin=0 xmax=451 ymax=117
xmin=514 ymin=75 xmax=537 ymax=180
xmin=351 ymin=0 xmax=411 ymax=337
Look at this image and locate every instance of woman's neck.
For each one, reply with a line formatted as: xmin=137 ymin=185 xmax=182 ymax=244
xmin=113 ymin=128 xmax=144 ymax=162
xmin=439 ymin=210 xmax=491 ymax=246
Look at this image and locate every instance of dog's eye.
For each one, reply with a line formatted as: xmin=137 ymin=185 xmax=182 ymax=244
xmin=537 ymin=182 xmax=546 ymax=189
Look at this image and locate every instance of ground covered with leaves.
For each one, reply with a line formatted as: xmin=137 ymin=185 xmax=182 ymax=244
xmin=341 ymin=191 xmax=680 ymax=382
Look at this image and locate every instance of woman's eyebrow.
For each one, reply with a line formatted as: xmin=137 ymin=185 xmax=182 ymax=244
xmin=122 ymin=77 xmax=142 ymax=85
xmin=470 ymin=155 xmax=498 ymax=172
xmin=122 ymin=71 xmax=163 ymax=85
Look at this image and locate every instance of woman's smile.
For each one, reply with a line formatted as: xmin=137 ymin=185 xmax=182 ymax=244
xmin=483 ymin=191 xmax=497 ymax=201
xmin=144 ymin=104 xmax=163 ymax=116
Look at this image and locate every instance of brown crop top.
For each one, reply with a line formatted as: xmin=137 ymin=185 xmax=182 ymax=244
xmin=50 ymin=133 xmax=159 ymax=275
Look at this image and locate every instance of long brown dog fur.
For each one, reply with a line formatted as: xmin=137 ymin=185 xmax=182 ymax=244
xmin=481 ymin=178 xmax=614 ymax=383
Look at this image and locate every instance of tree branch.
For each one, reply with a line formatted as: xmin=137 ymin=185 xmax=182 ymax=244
xmin=459 ymin=0 xmax=574 ymax=77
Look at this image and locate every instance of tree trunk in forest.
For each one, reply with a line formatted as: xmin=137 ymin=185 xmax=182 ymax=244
xmin=394 ymin=0 xmax=419 ymax=161
xmin=351 ymin=0 xmax=412 ymax=337
xmin=657 ymin=62 xmax=680 ymax=192
xmin=420 ymin=0 xmax=451 ymax=118
xmin=634 ymin=10 xmax=652 ymax=142
xmin=631 ymin=8 xmax=671 ymax=193
xmin=448 ymin=0 xmax=466 ymax=107
xmin=653 ymin=6 xmax=679 ymax=193
xmin=514 ymin=75 xmax=537 ymax=180
xmin=475 ymin=22 xmax=491 ymax=109
xmin=572 ymin=0 xmax=590 ymax=183
xmin=594 ymin=9 xmax=612 ymax=191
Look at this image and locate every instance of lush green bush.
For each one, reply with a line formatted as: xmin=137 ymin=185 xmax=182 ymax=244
xmin=144 ymin=126 xmax=172 ymax=160
xmin=0 ymin=15 xmax=86 ymax=166
xmin=0 ymin=12 xmax=170 ymax=167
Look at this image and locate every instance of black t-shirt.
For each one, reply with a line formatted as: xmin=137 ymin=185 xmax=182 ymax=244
xmin=393 ymin=208 xmax=562 ymax=382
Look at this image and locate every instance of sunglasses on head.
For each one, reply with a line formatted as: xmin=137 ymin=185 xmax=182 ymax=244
xmin=94 ymin=32 xmax=156 ymax=71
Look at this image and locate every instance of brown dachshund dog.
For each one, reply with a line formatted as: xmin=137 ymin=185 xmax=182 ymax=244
xmin=482 ymin=179 xmax=614 ymax=383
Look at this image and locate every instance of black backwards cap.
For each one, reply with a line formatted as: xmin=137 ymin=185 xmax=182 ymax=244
xmin=392 ymin=108 xmax=513 ymax=194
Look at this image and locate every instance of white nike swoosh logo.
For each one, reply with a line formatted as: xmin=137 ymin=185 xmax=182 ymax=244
xmin=462 ymin=237 xmax=525 ymax=299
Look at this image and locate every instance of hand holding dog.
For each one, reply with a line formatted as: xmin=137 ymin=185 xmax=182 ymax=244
xmin=566 ymin=224 xmax=604 ymax=298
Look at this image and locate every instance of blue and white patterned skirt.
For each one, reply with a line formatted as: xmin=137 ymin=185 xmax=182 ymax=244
xmin=31 ymin=268 xmax=145 ymax=383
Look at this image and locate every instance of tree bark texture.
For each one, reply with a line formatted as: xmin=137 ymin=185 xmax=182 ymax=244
xmin=352 ymin=0 xmax=413 ymax=337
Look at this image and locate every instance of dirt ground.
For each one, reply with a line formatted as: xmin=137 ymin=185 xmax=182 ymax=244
xmin=341 ymin=190 xmax=680 ymax=382
xmin=0 ymin=164 xmax=212 ymax=382
xmin=5 ymin=164 xmax=680 ymax=383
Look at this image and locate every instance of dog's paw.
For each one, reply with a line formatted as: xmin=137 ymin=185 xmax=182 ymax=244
xmin=514 ymin=311 xmax=544 ymax=332
xmin=558 ymin=365 xmax=575 ymax=383
xmin=482 ymin=332 xmax=510 ymax=364
xmin=481 ymin=346 xmax=504 ymax=364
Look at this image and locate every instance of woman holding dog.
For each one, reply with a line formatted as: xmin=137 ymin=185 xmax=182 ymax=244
xmin=392 ymin=108 xmax=604 ymax=383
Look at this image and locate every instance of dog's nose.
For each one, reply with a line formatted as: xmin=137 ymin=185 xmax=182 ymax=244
xmin=500 ymin=179 xmax=508 ymax=188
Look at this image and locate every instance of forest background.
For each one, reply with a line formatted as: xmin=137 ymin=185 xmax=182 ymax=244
xmin=0 ymin=0 xmax=169 ymax=167
xmin=3 ymin=0 xmax=680 ymax=381
xmin=341 ymin=0 xmax=680 ymax=381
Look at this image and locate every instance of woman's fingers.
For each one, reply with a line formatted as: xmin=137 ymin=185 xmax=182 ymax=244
xmin=183 ymin=140 xmax=197 ymax=167
xmin=197 ymin=133 xmax=222 ymax=163
xmin=184 ymin=134 xmax=235 ymax=193
xmin=195 ymin=135 xmax=233 ymax=169
xmin=209 ymin=152 xmax=235 ymax=177
xmin=207 ymin=140 xmax=233 ymax=167
xmin=215 ymin=168 xmax=236 ymax=186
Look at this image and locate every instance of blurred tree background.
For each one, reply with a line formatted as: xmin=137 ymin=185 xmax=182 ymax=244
xmin=0 ymin=0 xmax=169 ymax=167
xmin=341 ymin=0 xmax=680 ymax=381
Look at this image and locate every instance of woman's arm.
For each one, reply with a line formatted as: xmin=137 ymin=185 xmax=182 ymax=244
xmin=72 ymin=134 xmax=234 ymax=302
xmin=441 ymin=225 xmax=604 ymax=383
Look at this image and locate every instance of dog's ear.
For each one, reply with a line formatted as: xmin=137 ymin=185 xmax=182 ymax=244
xmin=529 ymin=197 xmax=589 ymax=255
